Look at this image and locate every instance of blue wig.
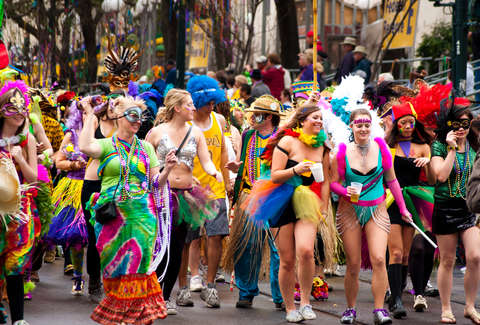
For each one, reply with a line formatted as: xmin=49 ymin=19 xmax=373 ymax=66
xmin=186 ymin=75 xmax=226 ymax=109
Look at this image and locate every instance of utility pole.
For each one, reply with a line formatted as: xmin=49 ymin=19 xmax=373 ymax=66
xmin=431 ymin=0 xmax=468 ymax=96
xmin=176 ymin=2 xmax=186 ymax=89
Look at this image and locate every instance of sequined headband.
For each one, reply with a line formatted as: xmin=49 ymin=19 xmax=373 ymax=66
xmin=353 ymin=118 xmax=372 ymax=124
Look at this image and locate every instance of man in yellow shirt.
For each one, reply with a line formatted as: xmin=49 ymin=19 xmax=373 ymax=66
xmin=176 ymin=75 xmax=231 ymax=309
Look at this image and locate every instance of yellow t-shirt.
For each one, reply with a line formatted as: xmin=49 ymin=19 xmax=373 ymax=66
xmin=191 ymin=113 xmax=226 ymax=199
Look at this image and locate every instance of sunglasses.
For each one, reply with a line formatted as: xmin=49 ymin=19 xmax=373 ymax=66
xmin=448 ymin=119 xmax=470 ymax=130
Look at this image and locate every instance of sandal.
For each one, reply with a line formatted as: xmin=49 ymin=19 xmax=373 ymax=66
xmin=441 ymin=310 xmax=456 ymax=324
xmin=465 ymin=308 xmax=480 ymax=325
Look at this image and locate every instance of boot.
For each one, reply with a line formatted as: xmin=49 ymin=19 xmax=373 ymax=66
xmin=387 ymin=264 xmax=407 ymax=318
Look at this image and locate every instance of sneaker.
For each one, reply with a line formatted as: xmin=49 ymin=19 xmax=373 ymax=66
xmin=299 ymin=304 xmax=316 ymax=320
xmin=373 ymin=309 xmax=392 ymax=325
xmin=275 ymin=302 xmax=286 ymax=311
xmin=30 ymin=271 xmax=40 ymax=283
xmin=200 ymin=286 xmax=220 ymax=308
xmin=44 ymin=249 xmax=56 ymax=263
xmin=311 ymin=276 xmax=328 ymax=301
xmin=166 ymin=299 xmax=178 ymax=315
xmin=71 ymin=277 xmax=84 ymax=296
xmin=88 ymin=281 xmax=104 ymax=304
xmin=176 ymin=287 xmax=194 ymax=307
xmin=23 ymin=293 xmax=32 ymax=301
xmin=294 ymin=283 xmax=301 ymax=302
xmin=425 ymin=281 xmax=439 ymax=297
xmin=190 ymin=275 xmax=204 ymax=292
xmin=235 ymin=299 xmax=253 ymax=308
xmin=388 ymin=296 xmax=406 ymax=319
xmin=13 ymin=321 xmax=30 ymax=325
xmin=413 ymin=295 xmax=427 ymax=312
xmin=340 ymin=308 xmax=356 ymax=324
xmin=199 ymin=263 xmax=208 ymax=276
xmin=285 ymin=310 xmax=304 ymax=323
xmin=215 ymin=270 xmax=225 ymax=283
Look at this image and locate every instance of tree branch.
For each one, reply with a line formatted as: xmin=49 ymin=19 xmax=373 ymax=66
xmin=372 ymin=0 xmax=417 ymax=78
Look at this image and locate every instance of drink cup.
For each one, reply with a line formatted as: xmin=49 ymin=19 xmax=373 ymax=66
xmin=310 ymin=163 xmax=324 ymax=183
xmin=350 ymin=182 xmax=363 ymax=203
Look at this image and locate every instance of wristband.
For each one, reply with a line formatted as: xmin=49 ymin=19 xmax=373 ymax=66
xmin=447 ymin=145 xmax=456 ymax=152
xmin=292 ymin=167 xmax=299 ymax=176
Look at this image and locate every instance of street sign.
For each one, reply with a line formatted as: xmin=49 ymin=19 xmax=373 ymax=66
xmin=189 ymin=19 xmax=210 ymax=69
xmin=382 ymin=0 xmax=419 ymax=49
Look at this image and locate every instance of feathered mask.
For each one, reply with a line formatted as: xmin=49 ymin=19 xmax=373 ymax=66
xmin=0 ymin=81 xmax=30 ymax=118
xmin=105 ymin=37 xmax=140 ymax=89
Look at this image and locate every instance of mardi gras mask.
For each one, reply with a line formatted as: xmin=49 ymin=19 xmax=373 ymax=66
xmin=447 ymin=118 xmax=470 ymax=131
xmin=1 ymin=88 xmax=28 ymax=117
xmin=123 ymin=106 xmax=145 ymax=123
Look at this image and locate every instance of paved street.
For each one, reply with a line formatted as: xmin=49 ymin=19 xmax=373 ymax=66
xmin=8 ymin=259 xmax=478 ymax=325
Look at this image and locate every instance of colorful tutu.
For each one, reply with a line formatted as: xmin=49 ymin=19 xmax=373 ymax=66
xmin=34 ymin=181 xmax=54 ymax=237
xmin=171 ymin=185 xmax=219 ymax=230
xmin=0 ymin=189 xmax=36 ymax=287
xmin=46 ymin=176 xmax=87 ymax=248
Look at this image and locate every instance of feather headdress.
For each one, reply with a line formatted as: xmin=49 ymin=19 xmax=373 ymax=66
xmin=104 ymin=37 xmax=140 ymax=89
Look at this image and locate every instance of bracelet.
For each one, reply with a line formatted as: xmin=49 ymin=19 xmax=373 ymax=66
xmin=447 ymin=145 xmax=456 ymax=152
xmin=292 ymin=167 xmax=299 ymax=176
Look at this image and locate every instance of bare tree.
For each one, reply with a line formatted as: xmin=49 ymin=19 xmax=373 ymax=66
xmin=275 ymin=0 xmax=300 ymax=69
xmin=75 ymin=0 xmax=103 ymax=83
xmin=6 ymin=0 xmax=103 ymax=85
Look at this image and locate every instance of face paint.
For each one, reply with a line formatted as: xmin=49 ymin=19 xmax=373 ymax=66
xmin=398 ymin=121 xmax=415 ymax=134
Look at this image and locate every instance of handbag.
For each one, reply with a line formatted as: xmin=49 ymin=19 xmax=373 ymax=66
xmin=95 ymin=181 xmax=119 ymax=225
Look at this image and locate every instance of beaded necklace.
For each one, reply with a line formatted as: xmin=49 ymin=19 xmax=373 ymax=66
xmin=284 ymin=127 xmax=326 ymax=147
xmin=247 ymin=129 xmax=275 ymax=184
xmin=0 ymin=132 xmax=27 ymax=148
xmin=448 ymin=141 xmax=472 ymax=199
xmin=112 ymin=135 xmax=150 ymax=200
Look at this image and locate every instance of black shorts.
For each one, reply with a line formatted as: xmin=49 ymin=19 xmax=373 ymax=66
xmin=432 ymin=198 xmax=477 ymax=235
xmin=269 ymin=200 xmax=297 ymax=228
xmin=388 ymin=202 xmax=412 ymax=227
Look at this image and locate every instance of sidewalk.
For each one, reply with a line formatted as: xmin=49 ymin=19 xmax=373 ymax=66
xmin=256 ymin=266 xmax=476 ymax=324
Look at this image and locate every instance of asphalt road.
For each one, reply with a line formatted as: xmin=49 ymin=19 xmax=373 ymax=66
xmin=7 ymin=259 xmax=477 ymax=325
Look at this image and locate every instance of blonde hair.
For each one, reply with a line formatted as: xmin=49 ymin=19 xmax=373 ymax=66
xmin=157 ymin=88 xmax=191 ymax=123
xmin=112 ymin=96 xmax=147 ymax=115
xmin=234 ymin=75 xmax=248 ymax=86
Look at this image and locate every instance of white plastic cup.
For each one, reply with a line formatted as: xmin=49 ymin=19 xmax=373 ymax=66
xmin=350 ymin=182 xmax=363 ymax=203
xmin=310 ymin=163 xmax=324 ymax=182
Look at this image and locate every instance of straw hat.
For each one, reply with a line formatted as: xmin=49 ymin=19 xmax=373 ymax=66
xmin=244 ymin=95 xmax=285 ymax=116
xmin=353 ymin=45 xmax=368 ymax=56
xmin=0 ymin=156 xmax=21 ymax=220
xmin=341 ymin=37 xmax=357 ymax=46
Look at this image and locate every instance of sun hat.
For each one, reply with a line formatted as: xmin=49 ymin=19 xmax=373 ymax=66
xmin=244 ymin=95 xmax=285 ymax=116
xmin=341 ymin=36 xmax=357 ymax=46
